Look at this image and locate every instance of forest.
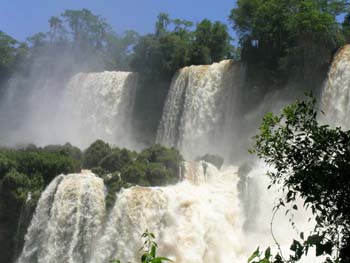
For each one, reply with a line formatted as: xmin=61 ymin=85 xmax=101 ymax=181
xmin=1 ymin=1 xmax=350 ymax=263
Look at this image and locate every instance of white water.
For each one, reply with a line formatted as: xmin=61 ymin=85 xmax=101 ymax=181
xmin=0 ymin=71 xmax=138 ymax=149
xmin=18 ymin=163 xmax=319 ymax=263
xmin=17 ymin=172 xmax=105 ymax=263
xmin=16 ymin=58 xmax=324 ymax=263
xmin=322 ymin=45 xmax=350 ymax=129
xmin=156 ymin=60 xmax=241 ymax=160
xmin=57 ymin=71 xmax=139 ymax=148
xmin=89 ymin=162 xmax=245 ymax=263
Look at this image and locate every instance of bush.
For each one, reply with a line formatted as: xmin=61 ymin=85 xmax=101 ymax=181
xmin=99 ymin=148 xmax=134 ymax=172
xmin=121 ymin=162 xmax=149 ymax=186
xmin=83 ymin=140 xmax=111 ymax=168
xmin=138 ymin=144 xmax=183 ymax=178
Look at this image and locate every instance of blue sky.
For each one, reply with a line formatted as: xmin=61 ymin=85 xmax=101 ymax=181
xmin=1 ymin=0 xmax=236 ymax=41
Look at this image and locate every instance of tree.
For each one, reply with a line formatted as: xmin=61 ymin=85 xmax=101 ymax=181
xmin=99 ymin=148 xmax=134 ymax=172
xmin=230 ymin=0 xmax=347 ymax=89
xmin=0 ymin=31 xmax=27 ymax=87
xmin=155 ymin=13 xmax=171 ymax=37
xmin=83 ymin=139 xmax=111 ymax=169
xmin=191 ymin=19 xmax=231 ymax=65
xmin=252 ymin=95 xmax=350 ymax=262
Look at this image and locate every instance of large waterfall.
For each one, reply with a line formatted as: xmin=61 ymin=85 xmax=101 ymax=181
xmin=16 ymin=59 xmax=323 ymax=263
xmin=322 ymin=45 xmax=350 ymax=129
xmin=0 ymin=71 xmax=138 ymax=148
xmin=58 ymin=71 xmax=139 ymax=148
xmin=156 ymin=60 xmax=241 ymax=160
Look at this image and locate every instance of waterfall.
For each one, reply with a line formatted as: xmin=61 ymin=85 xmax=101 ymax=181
xmin=322 ymin=45 xmax=350 ymax=128
xmin=57 ymin=71 xmax=139 ymax=148
xmin=156 ymin=60 xmax=241 ymax=160
xmin=17 ymin=172 xmax=105 ymax=263
xmin=89 ymin=162 xmax=246 ymax=263
xmin=0 ymin=71 xmax=138 ymax=148
xmin=17 ymin=165 xmax=320 ymax=263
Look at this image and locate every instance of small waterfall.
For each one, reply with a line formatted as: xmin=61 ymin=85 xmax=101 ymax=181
xmin=322 ymin=45 xmax=350 ymax=128
xmin=89 ymin=162 xmax=246 ymax=263
xmin=156 ymin=60 xmax=241 ymax=160
xmin=57 ymin=71 xmax=139 ymax=148
xmin=17 ymin=172 xmax=105 ymax=263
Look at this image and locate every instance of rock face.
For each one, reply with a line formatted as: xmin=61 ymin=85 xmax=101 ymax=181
xmin=322 ymin=45 xmax=350 ymax=129
xmin=156 ymin=60 xmax=242 ymax=160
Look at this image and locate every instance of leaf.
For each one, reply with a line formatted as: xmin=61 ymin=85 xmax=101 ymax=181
xmin=264 ymin=247 xmax=271 ymax=259
xmin=248 ymin=247 xmax=260 ymax=262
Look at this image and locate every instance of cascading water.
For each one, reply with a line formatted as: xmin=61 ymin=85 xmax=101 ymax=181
xmin=18 ymin=164 xmax=319 ymax=263
xmin=322 ymin=45 xmax=350 ymax=129
xmin=156 ymin=60 xmax=241 ymax=160
xmin=0 ymin=71 xmax=139 ymax=148
xmin=16 ymin=59 xmax=322 ymax=263
xmin=17 ymin=172 xmax=105 ymax=263
xmin=89 ymin=162 xmax=245 ymax=263
xmin=56 ymin=71 xmax=139 ymax=148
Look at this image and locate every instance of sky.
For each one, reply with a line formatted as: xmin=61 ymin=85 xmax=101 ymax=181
xmin=0 ymin=0 xmax=236 ymax=41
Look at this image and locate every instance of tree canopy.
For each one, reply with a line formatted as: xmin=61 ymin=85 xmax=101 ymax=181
xmin=230 ymin=0 xmax=348 ymax=90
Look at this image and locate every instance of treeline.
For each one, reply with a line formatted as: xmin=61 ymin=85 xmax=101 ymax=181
xmin=2 ymin=2 xmax=350 ymax=100
xmin=0 ymin=9 xmax=233 ymax=87
xmin=0 ymin=141 xmax=183 ymax=263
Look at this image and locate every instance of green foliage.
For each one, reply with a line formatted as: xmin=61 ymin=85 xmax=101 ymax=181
xmin=84 ymin=142 xmax=183 ymax=209
xmin=110 ymin=229 xmax=171 ymax=263
xmin=99 ymin=148 xmax=135 ymax=173
xmin=0 ymin=144 xmax=81 ymax=263
xmin=230 ymin=0 xmax=347 ymax=91
xmin=252 ymin=95 xmax=350 ymax=262
xmin=130 ymin=14 xmax=233 ymax=80
xmin=248 ymin=247 xmax=283 ymax=263
xmin=120 ymin=162 xmax=149 ymax=186
xmin=43 ymin=143 xmax=82 ymax=161
xmin=83 ymin=139 xmax=111 ymax=169
xmin=0 ymin=31 xmax=27 ymax=87
xmin=196 ymin=153 xmax=224 ymax=169
xmin=192 ymin=19 xmax=231 ymax=64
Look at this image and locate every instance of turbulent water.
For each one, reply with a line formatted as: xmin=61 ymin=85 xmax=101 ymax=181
xmin=322 ymin=45 xmax=350 ymax=129
xmin=18 ymin=164 xmax=319 ymax=263
xmin=0 ymin=71 xmax=138 ymax=148
xmin=89 ymin=162 xmax=245 ymax=263
xmin=17 ymin=172 xmax=105 ymax=263
xmin=156 ymin=60 xmax=241 ymax=160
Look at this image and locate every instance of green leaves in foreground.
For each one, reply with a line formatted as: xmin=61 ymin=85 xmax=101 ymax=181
xmin=248 ymin=247 xmax=283 ymax=263
xmin=110 ymin=229 xmax=171 ymax=263
xmin=252 ymin=94 xmax=350 ymax=262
